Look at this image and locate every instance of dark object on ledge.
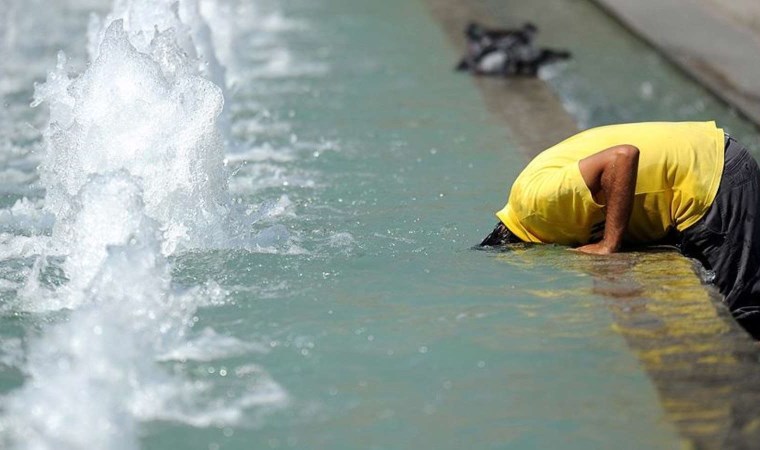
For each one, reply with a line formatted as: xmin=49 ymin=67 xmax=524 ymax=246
xmin=456 ymin=22 xmax=571 ymax=77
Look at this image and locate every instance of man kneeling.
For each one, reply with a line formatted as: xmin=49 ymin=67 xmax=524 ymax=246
xmin=482 ymin=121 xmax=760 ymax=338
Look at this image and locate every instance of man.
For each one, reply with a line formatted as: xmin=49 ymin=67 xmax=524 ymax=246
xmin=481 ymin=121 xmax=760 ymax=338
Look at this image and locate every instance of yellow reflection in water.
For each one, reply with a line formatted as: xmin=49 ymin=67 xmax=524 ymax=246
xmin=577 ymin=251 xmax=759 ymax=448
xmin=492 ymin=246 xmax=760 ymax=447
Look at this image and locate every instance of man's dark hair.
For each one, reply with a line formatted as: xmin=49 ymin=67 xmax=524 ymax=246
xmin=480 ymin=222 xmax=522 ymax=246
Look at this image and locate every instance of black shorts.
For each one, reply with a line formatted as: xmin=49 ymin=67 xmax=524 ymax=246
xmin=680 ymin=136 xmax=760 ymax=337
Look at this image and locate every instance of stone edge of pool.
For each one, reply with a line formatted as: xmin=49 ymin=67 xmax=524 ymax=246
xmin=418 ymin=0 xmax=760 ymax=447
xmin=590 ymin=0 xmax=760 ymax=128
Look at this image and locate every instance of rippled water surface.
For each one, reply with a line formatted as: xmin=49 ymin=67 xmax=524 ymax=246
xmin=2 ymin=0 xmax=760 ymax=448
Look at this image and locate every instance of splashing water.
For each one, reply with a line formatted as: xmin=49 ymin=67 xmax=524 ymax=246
xmin=1 ymin=0 xmax=288 ymax=447
xmin=3 ymin=174 xmax=286 ymax=449
xmin=87 ymin=0 xmax=230 ymax=134
xmin=37 ymin=19 xmax=231 ymax=257
xmin=87 ymin=0 xmax=226 ymax=92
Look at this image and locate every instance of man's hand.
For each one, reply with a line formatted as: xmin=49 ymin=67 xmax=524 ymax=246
xmin=577 ymin=144 xmax=640 ymax=254
xmin=573 ymin=242 xmax=615 ymax=255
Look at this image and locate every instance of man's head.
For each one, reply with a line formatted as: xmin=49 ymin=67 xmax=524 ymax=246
xmin=480 ymin=222 xmax=522 ymax=246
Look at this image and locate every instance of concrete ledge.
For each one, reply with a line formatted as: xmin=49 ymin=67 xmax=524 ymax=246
xmin=591 ymin=0 xmax=760 ymax=127
xmin=588 ymin=251 xmax=760 ymax=449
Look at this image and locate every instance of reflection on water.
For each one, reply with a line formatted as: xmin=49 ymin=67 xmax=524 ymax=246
xmin=573 ymin=250 xmax=760 ymax=448
xmin=491 ymin=244 xmax=760 ymax=447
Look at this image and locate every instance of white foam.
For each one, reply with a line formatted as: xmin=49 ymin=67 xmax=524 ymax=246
xmin=67 ymin=174 xmax=154 ymax=291
xmin=264 ymin=13 xmax=305 ymax=32
xmin=0 ymin=234 xmax=50 ymax=261
xmin=4 ymin=184 xmax=169 ymax=449
xmin=87 ymin=0 xmax=225 ymax=90
xmin=0 ymin=198 xmax=53 ymax=236
xmin=4 ymin=176 xmax=287 ymax=448
xmin=229 ymin=163 xmax=319 ymax=194
xmin=134 ymin=375 xmax=288 ymax=428
xmin=157 ymin=327 xmax=268 ymax=362
xmin=2 ymin=1 xmax=290 ymax=447
xmin=0 ymin=337 xmax=24 ymax=370
xmin=225 ymin=143 xmax=297 ymax=164
xmin=37 ymin=22 xmax=239 ymax=257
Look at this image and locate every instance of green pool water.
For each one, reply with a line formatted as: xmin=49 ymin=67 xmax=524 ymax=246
xmin=3 ymin=0 xmax=760 ymax=448
xmin=168 ymin=0 xmax=682 ymax=447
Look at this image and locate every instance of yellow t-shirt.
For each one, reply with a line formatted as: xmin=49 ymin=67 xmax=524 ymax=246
xmin=496 ymin=121 xmax=725 ymax=245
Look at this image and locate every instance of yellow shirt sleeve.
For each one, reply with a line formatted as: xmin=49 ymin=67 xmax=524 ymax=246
xmin=498 ymin=163 xmax=605 ymax=245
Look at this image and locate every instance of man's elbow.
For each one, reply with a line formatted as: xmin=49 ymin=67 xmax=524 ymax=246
xmin=614 ymin=145 xmax=640 ymax=161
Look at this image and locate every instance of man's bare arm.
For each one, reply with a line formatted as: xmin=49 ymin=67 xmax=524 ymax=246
xmin=575 ymin=144 xmax=640 ymax=255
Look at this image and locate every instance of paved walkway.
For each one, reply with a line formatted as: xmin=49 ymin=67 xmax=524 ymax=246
xmin=591 ymin=0 xmax=760 ymax=126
